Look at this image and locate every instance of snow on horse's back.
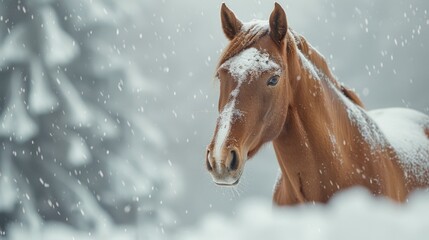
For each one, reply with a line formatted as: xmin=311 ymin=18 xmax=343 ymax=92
xmin=370 ymin=108 xmax=429 ymax=184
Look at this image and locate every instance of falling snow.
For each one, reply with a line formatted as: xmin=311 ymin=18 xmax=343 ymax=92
xmin=0 ymin=0 xmax=429 ymax=239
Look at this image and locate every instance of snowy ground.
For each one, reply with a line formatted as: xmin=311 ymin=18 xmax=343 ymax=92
xmin=176 ymin=188 xmax=429 ymax=240
xmin=4 ymin=188 xmax=429 ymax=240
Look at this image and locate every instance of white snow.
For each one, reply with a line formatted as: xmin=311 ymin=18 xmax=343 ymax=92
xmin=41 ymin=7 xmax=79 ymax=67
xmin=329 ymin=131 xmax=343 ymax=164
xmin=0 ymin=72 xmax=38 ymax=143
xmin=214 ymin=48 xmax=280 ymax=163
xmin=0 ymin=148 xmax=17 ymax=212
xmin=8 ymin=223 xmax=137 ymax=240
xmin=323 ymin=69 xmax=429 ymax=182
xmin=220 ymin=47 xmax=280 ymax=84
xmin=176 ymin=188 xmax=429 ymax=240
xmin=55 ymin=71 xmax=92 ymax=125
xmin=369 ymin=108 xmax=429 ymax=182
xmin=299 ymin=50 xmax=428 ymax=182
xmin=28 ymin=59 xmax=57 ymax=114
xmin=298 ymin=50 xmax=321 ymax=80
xmin=213 ymin=98 xmax=242 ymax=165
xmin=317 ymin=67 xmax=387 ymax=149
xmin=7 ymin=189 xmax=429 ymax=240
xmin=343 ymin=97 xmax=387 ymax=149
xmin=0 ymin=24 xmax=31 ymax=67
xmin=241 ymin=19 xmax=269 ymax=34
xmin=298 ymin=48 xmax=384 ymax=149
xmin=67 ymin=135 xmax=91 ymax=167
xmin=300 ymin=48 xmax=386 ymax=149
xmin=298 ymin=44 xmax=429 ymax=181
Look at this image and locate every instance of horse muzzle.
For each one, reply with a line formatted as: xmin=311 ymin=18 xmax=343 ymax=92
xmin=206 ymin=146 xmax=244 ymax=186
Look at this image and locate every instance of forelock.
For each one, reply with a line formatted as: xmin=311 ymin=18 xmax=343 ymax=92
xmin=218 ymin=20 xmax=270 ymax=68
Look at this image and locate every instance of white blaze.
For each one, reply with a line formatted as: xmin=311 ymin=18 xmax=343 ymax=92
xmin=213 ymin=47 xmax=280 ymax=164
xmin=213 ymin=96 xmax=240 ymax=165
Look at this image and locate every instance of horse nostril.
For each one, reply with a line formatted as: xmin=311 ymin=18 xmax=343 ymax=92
xmin=206 ymin=150 xmax=213 ymax=171
xmin=229 ymin=150 xmax=239 ymax=171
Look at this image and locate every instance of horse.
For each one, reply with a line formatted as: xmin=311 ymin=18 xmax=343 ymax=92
xmin=206 ymin=2 xmax=429 ymax=205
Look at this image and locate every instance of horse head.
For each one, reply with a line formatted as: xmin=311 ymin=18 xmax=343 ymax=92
xmin=206 ymin=3 xmax=291 ymax=186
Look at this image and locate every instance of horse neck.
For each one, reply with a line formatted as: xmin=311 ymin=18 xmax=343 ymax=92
xmin=272 ymin=34 xmax=376 ymax=200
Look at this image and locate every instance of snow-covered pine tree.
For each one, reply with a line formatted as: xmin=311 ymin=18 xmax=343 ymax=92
xmin=0 ymin=0 xmax=174 ymax=238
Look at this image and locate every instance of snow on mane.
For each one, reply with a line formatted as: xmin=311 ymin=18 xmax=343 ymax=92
xmin=297 ymin=47 xmax=429 ymax=181
xmin=297 ymin=50 xmax=321 ymax=80
xmin=241 ymin=19 xmax=269 ymax=34
xmin=342 ymin=95 xmax=387 ymax=150
xmin=308 ymin=54 xmax=429 ymax=182
xmin=214 ymin=48 xmax=280 ymax=163
xmin=310 ymin=61 xmax=386 ymax=150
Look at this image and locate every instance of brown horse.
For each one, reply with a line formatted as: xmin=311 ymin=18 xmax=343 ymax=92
xmin=206 ymin=3 xmax=429 ymax=205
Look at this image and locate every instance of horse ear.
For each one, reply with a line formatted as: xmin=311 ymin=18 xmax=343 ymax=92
xmin=221 ymin=3 xmax=243 ymax=40
xmin=269 ymin=2 xmax=288 ymax=45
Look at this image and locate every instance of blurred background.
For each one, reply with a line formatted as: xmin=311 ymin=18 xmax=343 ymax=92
xmin=0 ymin=0 xmax=428 ymax=239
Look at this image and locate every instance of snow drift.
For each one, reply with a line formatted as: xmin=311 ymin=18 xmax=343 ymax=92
xmin=6 ymin=188 xmax=429 ymax=240
xmin=177 ymin=188 xmax=429 ymax=240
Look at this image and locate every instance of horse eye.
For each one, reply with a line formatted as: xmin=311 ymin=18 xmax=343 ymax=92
xmin=267 ymin=75 xmax=279 ymax=86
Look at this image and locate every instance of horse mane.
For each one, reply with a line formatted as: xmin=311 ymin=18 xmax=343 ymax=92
xmin=289 ymin=30 xmax=365 ymax=108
